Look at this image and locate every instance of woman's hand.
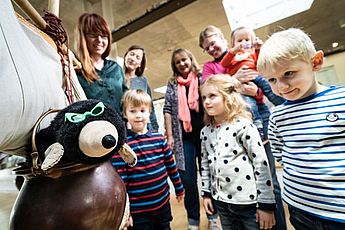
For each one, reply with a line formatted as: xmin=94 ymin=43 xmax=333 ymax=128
xmin=167 ymin=135 xmax=174 ymax=150
xmin=233 ymin=65 xmax=258 ymax=83
xmin=256 ymin=209 xmax=276 ymax=229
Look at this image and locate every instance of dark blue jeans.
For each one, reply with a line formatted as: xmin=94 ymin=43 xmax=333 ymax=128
xmin=130 ymin=202 xmax=172 ymax=230
xmin=289 ymin=206 xmax=345 ymax=230
xmin=215 ymin=201 xmax=258 ymax=230
xmin=179 ymin=139 xmax=200 ymax=226
xmin=260 ymin=104 xmax=287 ymax=230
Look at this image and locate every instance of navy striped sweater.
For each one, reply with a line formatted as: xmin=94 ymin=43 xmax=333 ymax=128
xmin=112 ymin=130 xmax=184 ymax=214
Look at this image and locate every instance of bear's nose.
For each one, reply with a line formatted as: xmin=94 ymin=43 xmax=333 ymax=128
xmin=102 ymin=134 xmax=116 ymax=149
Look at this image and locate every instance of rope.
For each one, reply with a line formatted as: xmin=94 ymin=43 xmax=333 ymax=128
xmin=42 ymin=11 xmax=74 ymax=104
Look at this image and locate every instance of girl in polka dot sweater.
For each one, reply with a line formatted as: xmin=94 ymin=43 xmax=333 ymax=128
xmin=200 ymin=74 xmax=276 ymax=230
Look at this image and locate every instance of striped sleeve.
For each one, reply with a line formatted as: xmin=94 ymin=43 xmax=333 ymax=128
xmin=162 ymin=139 xmax=184 ymax=196
xmin=268 ymin=117 xmax=284 ymax=164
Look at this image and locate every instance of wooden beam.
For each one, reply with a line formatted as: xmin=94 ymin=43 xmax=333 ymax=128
xmin=48 ymin=0 xmax=60 ymax=16
xmin=12 ymin=0 xmax=47 ymax=29
xmin=111 ymin=0 xmax=197 ymax=42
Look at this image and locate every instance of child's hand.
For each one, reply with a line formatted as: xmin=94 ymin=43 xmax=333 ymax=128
xmin=230 ymin=43 xmax=244 ymax=54
xmin=202 ymin=197 xmax=214 ymax=215
xmin=254 ymin=37 xmax=263 ymax=50
xmin=256 ymin=209 xmax=275 ymax=229
xmin=176 ymin=194 xmax=184 ymax=203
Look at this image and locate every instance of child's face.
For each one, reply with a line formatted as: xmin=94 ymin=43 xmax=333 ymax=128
xmin=263 ymin=53 xmax=323 ymax=101
xmin=202 ymin=84 xmax=227 ymax=123
xmin=232 ymin=29 xmax=253 ymax=49
xmin=124 ymin=104 xmax=150 ymax=134
xmin=202 ymin=34 xmax=227 ymax=59
xmin=174 ymin=51 xmax=192 ymax=77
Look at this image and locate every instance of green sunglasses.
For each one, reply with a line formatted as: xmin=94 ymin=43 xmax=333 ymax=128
xmin=64 ymin=102 xmax=105 ymax=123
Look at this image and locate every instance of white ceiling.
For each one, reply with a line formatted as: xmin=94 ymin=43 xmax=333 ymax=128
xmin=13 ymin=0 xmax=345 ymax=99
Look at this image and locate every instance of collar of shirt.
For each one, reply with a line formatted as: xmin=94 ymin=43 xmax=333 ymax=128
xmin=127 ymin=129 xmax=153 ymax=139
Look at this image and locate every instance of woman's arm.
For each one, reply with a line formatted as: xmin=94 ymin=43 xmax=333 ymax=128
xmin=233 ymin=65 xmax=259 ymax=96
xmin=164 ymin=113 xmax=174 ymax=149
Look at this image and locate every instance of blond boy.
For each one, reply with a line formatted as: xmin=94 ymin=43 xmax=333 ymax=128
xmin=257 ymin=28 xmax=345 ymax=228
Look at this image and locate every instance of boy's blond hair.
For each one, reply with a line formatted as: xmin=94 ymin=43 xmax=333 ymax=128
xmin=199 ymin=25 xmax=227 ymax=48
xmin=201 ymin=74 xmax=252 ymax=125
xmin=257 ymin=28 xmax=316 ymax=75
xmin=121 ymin=89 xmax=152 ymax=114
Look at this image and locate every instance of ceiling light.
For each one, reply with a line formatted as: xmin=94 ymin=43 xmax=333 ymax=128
xmin=339 ymin=18 xmax=345 ymax=28
xmin=332 ymin=42 xmax=339 ymax=48
xmin=222 ymin=0 xmax=314 ymax=30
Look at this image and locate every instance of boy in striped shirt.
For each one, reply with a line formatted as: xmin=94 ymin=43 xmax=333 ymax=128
xmin=112 ymin=89 xmax=184 ymax=230
xmin=257 ymin=28 xmax=345 ymax=229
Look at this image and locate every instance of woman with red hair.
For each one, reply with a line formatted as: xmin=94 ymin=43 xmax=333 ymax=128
xmin=75 ymin=13 xmax=126 ymax=116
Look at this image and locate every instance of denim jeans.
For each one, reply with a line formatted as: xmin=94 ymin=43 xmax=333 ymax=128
xmin=260 ymin=104 xmax=287 ymax=230
xmin=215 ymin=201 xmax=258 ymax=230
xmin=130 ymin=202 xmax=172 ymax=230
xmin=179 ymin=139 xmax=200 ymax=226
xmin=289 ymin=206 xmax=345 ymax=230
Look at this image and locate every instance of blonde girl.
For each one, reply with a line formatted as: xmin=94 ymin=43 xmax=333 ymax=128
xmin=200 ymin=74 xmax=276 ymax=230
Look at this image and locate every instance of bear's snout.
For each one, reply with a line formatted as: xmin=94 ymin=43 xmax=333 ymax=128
xmin=79 ymin=120 xmax=119 ymax=158
xmin=102 ymin=134 xmax=117 ymax=149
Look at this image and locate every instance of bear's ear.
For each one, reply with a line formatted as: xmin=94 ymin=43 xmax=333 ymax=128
xmin=41 ymin=142 xmax=64 ymax=170
xmin=36 ymin=127 xmax=56 ymax=160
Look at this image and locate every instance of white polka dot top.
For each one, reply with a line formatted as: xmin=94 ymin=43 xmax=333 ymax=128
xmin=200 ymin=118 xmax=275 ymax=208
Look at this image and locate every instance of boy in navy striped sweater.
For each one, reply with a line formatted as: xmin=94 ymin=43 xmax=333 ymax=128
xmin=257 ymin=28 xmax=345 ymax=229
xmin=112 ymin=89 xmax=184 ymax=230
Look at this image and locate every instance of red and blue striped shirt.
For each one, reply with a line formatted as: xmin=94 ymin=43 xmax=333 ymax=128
xmin=111 ymin=130 xmax=184 ymax=214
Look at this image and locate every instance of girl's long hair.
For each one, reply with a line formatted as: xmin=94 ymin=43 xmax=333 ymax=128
xmin=201 ymin=74 xmax=252 ymax=125
xmin=75 ymin=13 xmax=112 ymax=83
